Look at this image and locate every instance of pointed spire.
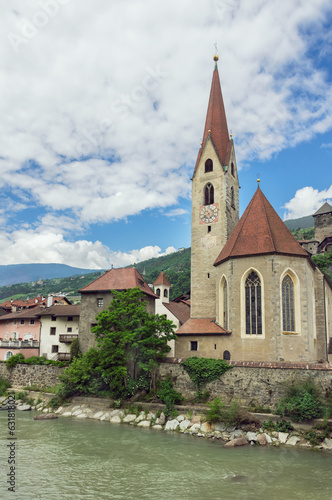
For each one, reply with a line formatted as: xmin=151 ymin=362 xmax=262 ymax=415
xmin=193 ymin=55 xmax=231 ymax=174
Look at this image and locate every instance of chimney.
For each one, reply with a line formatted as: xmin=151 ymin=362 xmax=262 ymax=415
xmin=47 ymin=295 xmax=53 ymax=307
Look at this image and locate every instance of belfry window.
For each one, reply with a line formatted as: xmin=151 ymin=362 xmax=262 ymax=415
xmin=204 ymin=183 xmax=214 ymax=205
xmin=245 ymin=272 xmax=262 ymax=335
xmin=205 ymin=159 xmax=213 ymax=173
xmin=282 ymin=275 xmax=295 ymax=332
xmin=231 ymin=162 xmax=235 ymax=177
xmin=164 ymin=289 xmax=168 ymax=298
xmin=156 ymin=288 xmax=160 ymax=297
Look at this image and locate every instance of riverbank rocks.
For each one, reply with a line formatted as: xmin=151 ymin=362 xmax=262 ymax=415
xmin=39 ymin=400 xmax=332 ymax=452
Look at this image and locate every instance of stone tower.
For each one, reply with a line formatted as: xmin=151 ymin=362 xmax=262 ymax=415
xmin=191 ymin=55 xmax=239 ymax=319
xmin=313 ymin=202 xmax=332 ymax=243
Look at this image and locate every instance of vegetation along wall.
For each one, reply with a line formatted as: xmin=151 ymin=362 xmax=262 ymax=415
xmin=160 ymin=360 xmax=332 ymax=410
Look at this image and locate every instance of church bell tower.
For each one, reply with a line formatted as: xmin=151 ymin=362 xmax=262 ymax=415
xmin=191 ymin=55 xmax=239 ymax=319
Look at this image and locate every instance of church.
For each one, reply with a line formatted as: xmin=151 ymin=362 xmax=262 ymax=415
xmin=175 ymin=55 xmax=332 ymax=364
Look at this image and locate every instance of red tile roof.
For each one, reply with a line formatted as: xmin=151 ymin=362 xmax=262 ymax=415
xmin=36 ymin=305 xmax=80 ymax=317
xmin=214 ymin=187 xmax=310 ymax=266
xmin=0 ymin=305 xmax=44 ymax=321
xmin=79 ymin=267 xmax=157 ymax=298
xmin=163 ymin=301 xmax=190 ymax=325
xmin=193 ymin=60 xmax=232 ymax=175
xmin=176 ymin=318 xmax=230 ymax=335
xmin=153 ymin=271 xmax=171 ymax=287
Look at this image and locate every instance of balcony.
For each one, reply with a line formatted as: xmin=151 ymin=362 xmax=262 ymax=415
xmin=59 ymin=334 xmax=78 ymax=343
xmin=57 ymin=352 xmax=71 ymax=361
xmin=0 ymin=340 xmax=39 ymax=348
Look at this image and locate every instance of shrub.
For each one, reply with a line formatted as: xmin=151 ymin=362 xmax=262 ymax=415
xmin=206 ymin=397 xmax=224 ymax=423
xmin=262 ymin=418 xmax=294 ymax=433
xmin=70 ymin=338 xmax=81 ymax=361
xmin=6 ymin=353 xmax=25 ymax=368
xmin=157 ymin=378 xmax=183 ymax=420
xmin=275 ymin=378 xmax=322 ymax=422
xmin=0 ymin=377 xmax=11 ymax=396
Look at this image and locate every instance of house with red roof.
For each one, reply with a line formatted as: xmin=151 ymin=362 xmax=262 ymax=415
xmin=0 ymin=296 xmax=74 ymax=361
xmin=78 ymin=267 xmax=158 ymax=353
xmin=175 ymin=55 xmax=332 ymax=363
xmin=153 ymin=272 xmax=190 ymax=356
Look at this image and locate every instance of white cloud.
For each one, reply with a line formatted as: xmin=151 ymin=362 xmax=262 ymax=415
xmin=0 ymin=0 xmax=331 ymax=263
xmin=164 ymin=208 xmax=189 ymax=217
xmin=0 ymin=225 xmax=177 ymax=268
xmin=283 ymin=185 xmax=332 ymax=220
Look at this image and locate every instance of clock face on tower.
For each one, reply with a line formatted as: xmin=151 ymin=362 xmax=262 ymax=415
xmin=200 ymin=204 xmax=218 ymax=224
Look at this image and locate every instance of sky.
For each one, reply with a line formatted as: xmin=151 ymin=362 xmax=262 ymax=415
xmin=0 ymin=0 xmax=331 ymax=270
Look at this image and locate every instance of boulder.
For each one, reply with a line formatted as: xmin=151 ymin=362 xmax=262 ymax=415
xmin=257 ymin=434 xmax=268 ymax=446
xmin=246 ymin=432 xmax=258 ymax=442
xmin=76 ymin=414 xmax=87 ymax=419
xmin=200 ymin=422 xmax=212 ymax=433
xmin=110 ymin=415 xmax=122 ymax=424
xmin=179 ymin=419 xmax=191 ymax=431
xmin=34 ymin=413 xmax=58 ymax=420
xmin=156 ymin=412 xmax=166 ymax=425
xmin=286 ymin=436 xmax=300 ymax=446
xmin=224 ymin=437 xmax=249 ymax=447
xmin=323 ymin=438 xmax=332 ymax=450
xmin=177 ymin=415 xmax=185 ymax=422
xmin=137 ymin=420 xmax=150 ymax=428
xmin=100 ymin=413 xmax=110 ymax=421
xmin=164 ymin=419 xmax=179 ymax=431
xmin=62 ymin=412 xmax=72 ymax=417
xmin=91 ymin=411 xmax=105 ymax=420
xmin=152 ymin=424 xmax=163 ymax=430
xmin=16 ymin=405 xmax=31 ymax=411
xmin=278 ymin=432 xmax=289 ymax=444
xmin=123 ymin=414 xmax=136 ymax=423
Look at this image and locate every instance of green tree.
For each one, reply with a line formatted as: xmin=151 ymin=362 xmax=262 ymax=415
xmin=92 ymin=288 xmax=177 ymax=395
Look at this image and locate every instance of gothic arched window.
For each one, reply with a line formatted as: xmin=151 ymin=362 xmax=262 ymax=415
xmin=205 ymin=159 xmax=213 ymax=172
xmin=245 ymin=271 xmax=262 ymax=335
xmin=164 ymin=289 xmax=168 ymax=298
xmin=156 ymin=288 xmax=160 ymax=297
xmin=282 ymin=275 xmax=295 ymax=332
xmin=223 ymin=279 xmax=228 ymax=330
xmin=204 ymin=183 xmax=214 ymax=205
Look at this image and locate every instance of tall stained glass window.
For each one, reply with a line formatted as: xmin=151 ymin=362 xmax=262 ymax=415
xmin=245 ymin=271 xmax=262 ymax=335
xmin=282 ymin=275 xmax=295 ymax=331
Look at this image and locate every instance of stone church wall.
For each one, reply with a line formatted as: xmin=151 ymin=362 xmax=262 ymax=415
xmin=160 ymin=359 xmax=332 ymax=409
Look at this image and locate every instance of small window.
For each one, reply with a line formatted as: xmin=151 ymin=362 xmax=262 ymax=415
xmin=5 ymin=351 xmax=14 ymax=360
xmin=190 ymin=341 xmax=198 ymax=351
xmin=231 ymin=162 xmax=235 ymax=177
xmin=223 ymin=350 xmax=231 ymax=360
xmin=214 ymin=344 xmax=217 ymax=350
xmin=30 ymin=319 xmax=35 ymax=325
xmin=208 ymin=225 xmax=211 ymax=233
xmin=205 ymin=159 xmax=213 ymax=173
xmin=50 ymin=327 xmax=56 ymax=335
xmin=164 ymin=289 xmax=168 ymax=298
xmin=67 ymin=327 xmax=72 ymax=333
xmin=51 ymin=345 xmax=59 ymax=353
xmin=156 ymin=288 xmax=161 ymax=297
xmin=51 ymin=315 xmax=56 ymax=322
xmin=208 ymin=273 xmax=210 ymax=278
xmin=231 ymin=186 xmax=235 ymax=209
xmin=6 ymin=320 xmax=9 ymax=326
xmin=97 ymin=298 xmax=103 ymax=307
xmin=67 ymin=316 xmax=73 ymax=321
xmin=20 ymin=319 xmax=25 ymax=325
xmin=13 ymin=320 xmax=17 ymax=325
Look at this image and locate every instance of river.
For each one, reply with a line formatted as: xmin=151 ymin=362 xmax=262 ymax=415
xmin=0 ymin=411 xmax=332 ymax=499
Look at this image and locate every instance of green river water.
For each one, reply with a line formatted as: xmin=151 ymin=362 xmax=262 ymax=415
xmin=1 ymin=411 xmax=332 ymax=500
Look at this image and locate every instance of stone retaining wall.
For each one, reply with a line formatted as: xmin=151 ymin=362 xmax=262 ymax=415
xmin=0 ymin=363 xmax=64 ymax=387
xmin=160 ymin=359 xmax=332 ymax=409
